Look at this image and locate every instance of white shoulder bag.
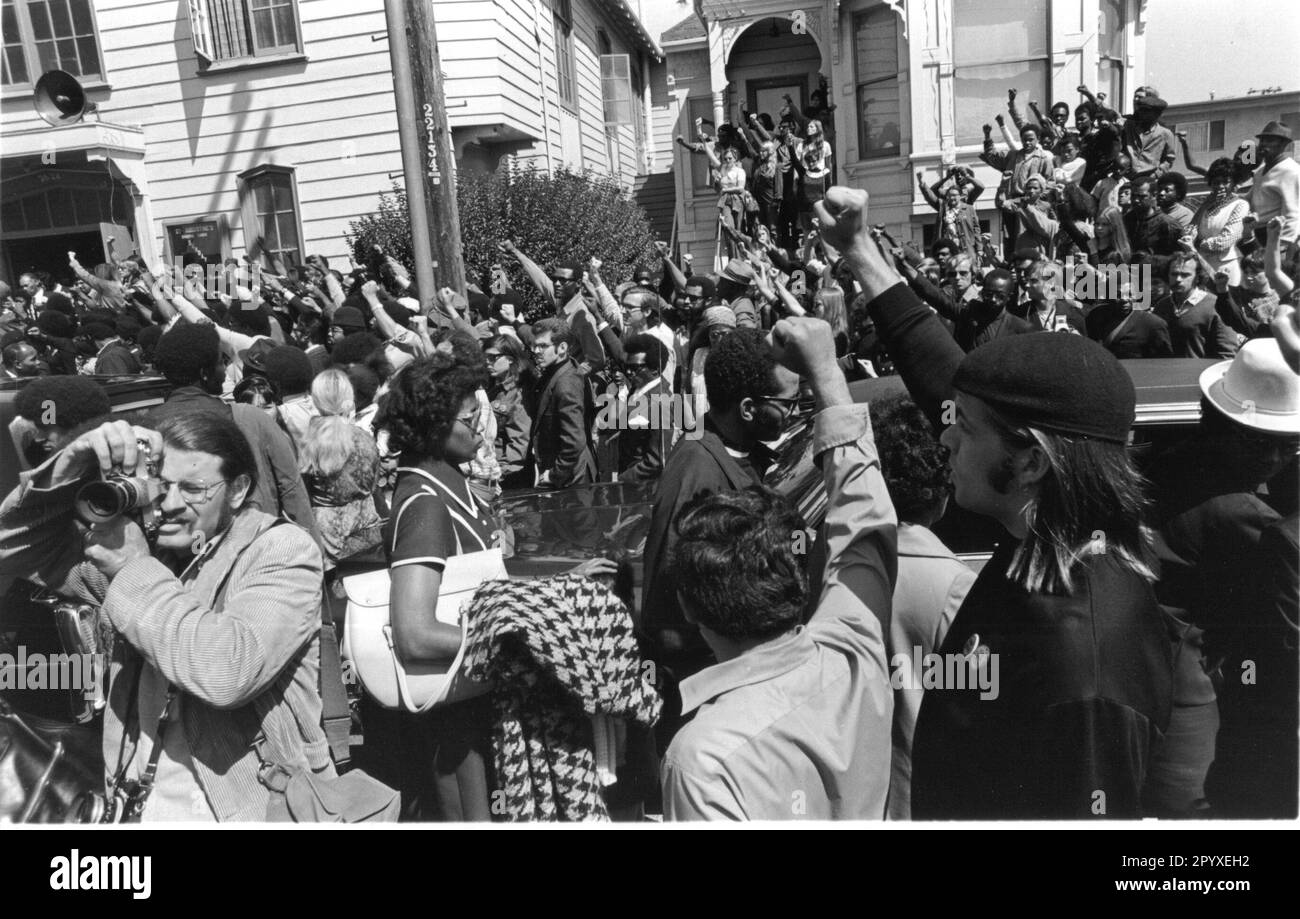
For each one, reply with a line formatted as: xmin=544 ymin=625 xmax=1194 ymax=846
xmin=340 ymin=480 xmax=507 ymax=713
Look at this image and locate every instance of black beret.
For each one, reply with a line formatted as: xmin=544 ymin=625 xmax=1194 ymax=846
xmin=953 ymin=334 xmax=1135 ymax=444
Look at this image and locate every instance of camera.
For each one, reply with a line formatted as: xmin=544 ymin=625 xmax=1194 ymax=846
xmin=74 ymin=474 xmax=164 ymax=538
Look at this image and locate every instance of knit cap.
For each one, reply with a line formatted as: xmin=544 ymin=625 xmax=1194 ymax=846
xmin=952 ymin=334 xmax=1135 ymax=443
xmin=703 ymin=305 xmax=737 ymax=329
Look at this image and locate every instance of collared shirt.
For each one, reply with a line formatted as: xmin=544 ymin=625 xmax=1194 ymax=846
xmin=662 ymin=403 xmax=897 ymax=821
xmin=1170 ymin=287 xmax=1207 ymax=316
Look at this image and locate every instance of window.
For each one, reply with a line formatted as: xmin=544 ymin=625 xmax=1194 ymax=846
xmin=1177 ymin=120 xmax=1226 ymax=154
xmin=553 ymin=0 xmax=576 ymax=111
xmin=1 ymin=0 xmax=104 ymax=89
xmin=953 ymin=0 xmax=1049 ymax=146
xmin=239 ymin=166 xmax=302 ymax=266
xmin=1097 ymin=0 xmax=1126 ymax=109
xmin=186 ymin=0 xmax=301 ymax=66
xmin=853 ymin=6 xmax=901 ymax=160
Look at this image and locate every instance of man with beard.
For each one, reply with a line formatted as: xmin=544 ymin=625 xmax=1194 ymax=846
xmin=819 ymin=184 xmax=1172 ymax=820
xmin=0 ymin=413 xmax=331 ymax=822
xmin=144 ymin=322 xmax=318 ymax=543
xmin=1154 ymin=254 xmax=1238 ymax=358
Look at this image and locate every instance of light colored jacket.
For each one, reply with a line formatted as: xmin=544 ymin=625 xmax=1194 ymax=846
xmin=662 ymin=404 xmax=898 ymax=820
xmin=887 ymin=523 xmax=976 ymax=820
xmin=0 ymin=462 xmax=329 ymax=821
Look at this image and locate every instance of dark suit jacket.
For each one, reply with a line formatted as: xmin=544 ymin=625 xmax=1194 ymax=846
xmin=528 ymin=358 xmax=596 ymax=488
xmin=618 ymin=377 xmax=673 ymax=486
xmin=641 ymin=418 xmax=763 ymax=673
xmin=95 ymin=341 xmax=141 ymax=375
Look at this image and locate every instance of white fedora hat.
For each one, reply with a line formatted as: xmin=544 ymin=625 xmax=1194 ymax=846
xmin=1200 ymin=338 xmax=1300 ymax=435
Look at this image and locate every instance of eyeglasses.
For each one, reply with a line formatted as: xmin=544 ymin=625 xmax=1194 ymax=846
xmin=532 ymin=341 xmax=555 ymax=353
xmin=758 ymin=395 xmax=806 ymax=421
xmin=455 ymin=409 xmax=481 ymax=432
xmin=159 ymin=477 xmax=228 ymax=509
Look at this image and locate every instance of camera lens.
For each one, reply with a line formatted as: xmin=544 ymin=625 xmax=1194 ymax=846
xmin=75 ymin=479 xmax=137 ymax=524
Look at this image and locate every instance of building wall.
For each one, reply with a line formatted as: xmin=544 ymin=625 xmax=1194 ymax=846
xmin=1 ymin=0 xmax=404 ymax=266
xmin=0 ymin=0 xmax=659 ymax=275
xmin=668 ymin=0 xmax=1148 ymax=264
xmin=1164 ymin=92 xmax=1300 ymax=194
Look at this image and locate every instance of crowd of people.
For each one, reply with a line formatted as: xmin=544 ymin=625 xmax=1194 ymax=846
xmin=0 ymin=80 xmax=1298 ymax=823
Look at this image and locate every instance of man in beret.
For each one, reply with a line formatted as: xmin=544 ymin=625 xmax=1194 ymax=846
xmin=1121 ymin=88 xmax=1176 ymax=182
xmin=818 ymin=184 xmax=1172 ymax=820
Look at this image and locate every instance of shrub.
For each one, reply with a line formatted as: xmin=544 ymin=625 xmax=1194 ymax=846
xmin=348 ymin=161 xmax=658 ymax=321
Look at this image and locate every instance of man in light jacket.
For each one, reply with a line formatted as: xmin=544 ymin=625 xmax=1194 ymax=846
xmin=0 ymin=413 xmax=328 ymax=821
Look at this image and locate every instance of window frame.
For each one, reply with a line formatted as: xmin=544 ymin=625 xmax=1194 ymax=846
xmin=1 ymin=0 xmax=107 ymax=95
xmin=553 ymin=0 xmax=577 ymax=113
xmin=1097 ymin=0 xmax=1127 ymax=110
xmin=852 ymin=6 xmax=902 ymax=162
xmin=950 ymin=0 xmax=1051 ymax=147
xmin=237 ymin=164 xmax=305 ymax=268
xmin=1176 ymin=119 xmax=1226 ymax=154
xmin=188 ymin=0 xmax=306 ymax=73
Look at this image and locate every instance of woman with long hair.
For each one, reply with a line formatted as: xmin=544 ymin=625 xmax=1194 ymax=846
xmin=1192 ymin=158 xmax=1250 ymax=287
xmin=299 ymin=414 xmax=384 ymax=570
xmin=310 ymin=367 xmax=357 ymax=419
xmin=795 ymin=119 xmax=832 ymax=232
xmin=485 ymin=334 xmax=533 ymax=485
xmin=368 ymin=351 xmax=612 ymax=819
xmin=813 ymin=186 xmax=1172 ymax=820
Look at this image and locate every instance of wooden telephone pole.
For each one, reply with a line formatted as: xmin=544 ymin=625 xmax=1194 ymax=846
xmin=383 ymin=0 xmax=467 ymax=306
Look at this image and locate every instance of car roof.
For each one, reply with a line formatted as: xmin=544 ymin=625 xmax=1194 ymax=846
xmin=848 ymin=357 xmax=1214 ymax=425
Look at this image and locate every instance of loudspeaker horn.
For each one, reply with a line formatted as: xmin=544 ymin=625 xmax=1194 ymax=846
xmin=33 ymin=69 xmax=98 ymax=126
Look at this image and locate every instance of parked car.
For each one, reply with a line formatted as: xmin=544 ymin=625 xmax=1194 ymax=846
xmin=498 ymin=359 xmax=1219 ymax=607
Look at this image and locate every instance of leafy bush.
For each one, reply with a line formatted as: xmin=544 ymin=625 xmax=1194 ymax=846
xmin=348 ymin=162 xmax=658 ymax=321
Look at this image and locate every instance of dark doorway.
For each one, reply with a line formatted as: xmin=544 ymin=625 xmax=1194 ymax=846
xmin=4 ymin=231 xmax=104 ymax=286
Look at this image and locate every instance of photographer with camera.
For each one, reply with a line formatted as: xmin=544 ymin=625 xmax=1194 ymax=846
xmin=0 ymin=412 xmax=331 ymax=821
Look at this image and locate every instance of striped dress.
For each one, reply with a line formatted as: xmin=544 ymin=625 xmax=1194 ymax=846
xmin=370 ymin=461 xmax=497 ymax=820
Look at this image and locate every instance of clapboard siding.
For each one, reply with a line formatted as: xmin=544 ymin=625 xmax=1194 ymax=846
xmin=1 ymin=0 xmax=663 ymax=268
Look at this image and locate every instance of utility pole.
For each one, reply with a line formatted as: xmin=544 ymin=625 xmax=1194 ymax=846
xmin=383 ymin=0 xmax=467 ymax=307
